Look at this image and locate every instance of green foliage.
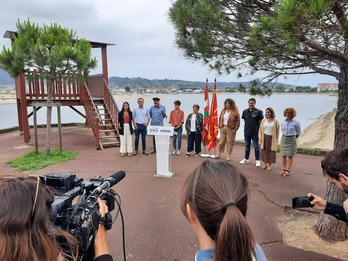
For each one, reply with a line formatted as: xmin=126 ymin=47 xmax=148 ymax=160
xmin=169 ymin=0 xmax=343 ymax=89
xmin=7 ymin=150 xmax=78 ymax=172
xmin=0 ymin=19 xmax=97 ymax=80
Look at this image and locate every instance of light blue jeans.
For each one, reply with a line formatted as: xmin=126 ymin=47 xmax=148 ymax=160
xmin=173 ymin=126 xmax=183 ymax=150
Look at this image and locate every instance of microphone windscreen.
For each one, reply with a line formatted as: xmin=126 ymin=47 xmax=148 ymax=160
xmin=109 ymin=171 xmax=126 ymax=186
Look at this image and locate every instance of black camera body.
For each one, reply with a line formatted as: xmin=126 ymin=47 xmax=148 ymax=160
xmin=292 ymin=195 xmax=314 ymax=208
xmin=41 ymin=173 xmax=120 ymax=260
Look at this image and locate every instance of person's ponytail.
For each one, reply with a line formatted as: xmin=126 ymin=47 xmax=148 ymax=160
xmin=215 ymin=205 xmax=255 ymax=261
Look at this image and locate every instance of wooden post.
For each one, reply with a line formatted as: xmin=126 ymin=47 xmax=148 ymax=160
xmin=101 ymin=45 xmax=109 ymax=84
xmin=57 ymin=105 xmax=62 ymax=151
xmin=33 ymin=105 xmax=38 ymax=153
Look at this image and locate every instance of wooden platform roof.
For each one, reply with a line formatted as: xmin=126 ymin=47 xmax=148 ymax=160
xmin=3 ymin=30 xmax=115 ymax=48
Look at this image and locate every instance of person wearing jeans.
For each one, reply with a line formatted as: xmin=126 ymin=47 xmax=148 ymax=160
xmin=169 ymin=100 xmax=184 ymax=155
xmin=132 ymin=97 xmax=150 ymax=155
xmin=240 ymin=98 xmax=264 ymax=166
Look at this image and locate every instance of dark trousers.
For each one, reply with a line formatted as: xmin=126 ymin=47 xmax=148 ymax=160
xmin=244 ymin=132 xmax=260 ymax=160
xmin=134 ymin=124 xmax=147 ymax=152
xmin=187 ymin=132 xmax=202 ymax=154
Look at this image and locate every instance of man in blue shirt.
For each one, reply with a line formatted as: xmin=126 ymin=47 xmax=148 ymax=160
xmin=132 ymin=97 xmax=150 ymax=155
xmin=149 ymin=97 xmax=166 ymax=154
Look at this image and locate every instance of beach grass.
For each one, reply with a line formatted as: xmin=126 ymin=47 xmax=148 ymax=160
xmin=7 ymin=150 xmax=78 ymax=173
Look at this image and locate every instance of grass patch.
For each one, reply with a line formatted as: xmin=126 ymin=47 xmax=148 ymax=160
xmin=297 ymin=147 xmax=323 ymax=156
xmin=7 ymin=150 xmax=78 ymax=172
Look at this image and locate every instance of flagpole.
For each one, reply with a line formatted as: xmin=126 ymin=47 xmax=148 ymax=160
xmin=201 ymin=78 xmax=211 ymax=158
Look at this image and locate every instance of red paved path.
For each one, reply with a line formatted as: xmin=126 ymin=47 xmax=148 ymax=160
xmin=0 ymin=126 xmax=344 ymax=261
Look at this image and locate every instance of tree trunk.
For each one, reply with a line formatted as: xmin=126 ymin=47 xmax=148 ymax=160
xmin=45 ymin=79 xmax=53 ymax=154
xmin=314 ymin=67 xmax=348 ymax=239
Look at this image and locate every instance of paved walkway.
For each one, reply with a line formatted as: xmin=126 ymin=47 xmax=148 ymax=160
xmin=0 ymin=126 xmax=344 ymax=261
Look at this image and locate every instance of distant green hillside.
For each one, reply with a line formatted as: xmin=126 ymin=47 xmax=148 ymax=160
xmin=108 ymin=76 xmax=293 ymax=89
xmin=0 ymin=69 xmax=295 ymax=89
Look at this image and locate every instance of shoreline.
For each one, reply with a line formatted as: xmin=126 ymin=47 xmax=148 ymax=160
xmin=297 ymin=109 xmax=335 ymax=151
xmin=0 ymin=94 xmax=336 ymax=151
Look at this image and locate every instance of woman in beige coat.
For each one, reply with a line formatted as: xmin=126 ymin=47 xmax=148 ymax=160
xmin=215 ymin=98 xmax=240 ymax=161
xmin=258 ymin=107 xmax=280 ymax=170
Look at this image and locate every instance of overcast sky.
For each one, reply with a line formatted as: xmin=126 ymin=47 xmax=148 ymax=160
xmin=0 ymin=0 xmax=336 ymax=86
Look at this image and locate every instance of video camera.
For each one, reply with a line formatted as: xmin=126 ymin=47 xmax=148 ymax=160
xmin=292 ymin=195 xmax=314 ymax=208
xmin=40 ymin=171 xmax=126 ymax=261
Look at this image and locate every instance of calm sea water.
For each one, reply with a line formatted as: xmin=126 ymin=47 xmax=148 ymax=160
xmin=0 ymin=93 xmax=337 ymax=140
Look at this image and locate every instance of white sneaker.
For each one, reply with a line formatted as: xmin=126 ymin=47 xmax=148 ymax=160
xmin=176 ymin=151 xmax=181 ymax=155
xmin=255 ymin=160 xmax=261 ymax=167
xmin=171 ymin=150 xmax=176 ymax=155
xmin=239 ymin=159 xmax=250 ymax=164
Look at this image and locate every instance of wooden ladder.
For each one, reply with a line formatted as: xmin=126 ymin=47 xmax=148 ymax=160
xmin=94 ymin=98 xmax=120 ymax=149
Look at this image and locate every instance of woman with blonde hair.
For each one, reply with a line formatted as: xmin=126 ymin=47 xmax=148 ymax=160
xmin=280 ymin=107 xmax=301 ymax=176
xmin=258 ymin=107 xmax=280 ymax=170
xmin=181 ymin=160 xmax=267 ymax=261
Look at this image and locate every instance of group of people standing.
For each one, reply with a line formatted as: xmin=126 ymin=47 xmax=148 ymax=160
xmin=238 ymin=98 xmax=301 ymax=177
xmin=118 ymin=96 xmax=301 ymax=176
xmin=118 ymin=97 xmax=205 ymax=158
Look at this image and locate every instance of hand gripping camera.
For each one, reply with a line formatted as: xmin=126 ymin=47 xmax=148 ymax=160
xmin=40 ymin=171 xmax=126 ymax=261
xmin=292 ymin=195 xmax=314 ymax=208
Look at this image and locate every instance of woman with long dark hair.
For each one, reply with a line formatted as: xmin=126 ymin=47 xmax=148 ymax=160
xmin=0 ymin=177 xmax=112 ymax=261
xmin=181 ymin=161 xmax=267 ymax=261
xmin=258 ymin=107 xmax=280 ymax=170
xmin=118 ymin=101 xmax=134 ymax=157
xmin=215 ymin=98 xmax=240 ymax=161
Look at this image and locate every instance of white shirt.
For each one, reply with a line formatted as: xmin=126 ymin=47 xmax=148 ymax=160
xmin=264 ymin=120 xmax=275 ymax=135
xmin=190 ymin=114 xmax=197 ymax=131
xmin=223 ymin=111 xmax=230 ymax=125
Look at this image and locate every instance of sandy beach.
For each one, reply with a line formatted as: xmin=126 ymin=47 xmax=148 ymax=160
xmin=0 ymin=94 xmax=336 ymax=151
xmin=297 ymin=109 xmax=335 ymax=151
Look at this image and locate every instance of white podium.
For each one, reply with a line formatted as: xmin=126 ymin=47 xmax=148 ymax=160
xmin=147 ymin=126 xmax=175 ymax=178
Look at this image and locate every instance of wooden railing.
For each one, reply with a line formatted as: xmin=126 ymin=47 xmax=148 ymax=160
xmin=87 ymin=74 xmax=120 ymax=136
xmin=80 ymin=82 xmax=101 ymax=149
xmin=102 ymin=77 xmax=120 ymax=133
xmin=25 ymin=70 xmax=80 ymax=100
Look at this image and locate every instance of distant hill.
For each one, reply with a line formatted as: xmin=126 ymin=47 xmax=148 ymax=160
xmin=0 ymin=70 xmax=295 ymax=89
xmin=108 ymin=76 xmax=294 ymax=89
xmin=0 ymin=69 xmax=14 ymax=85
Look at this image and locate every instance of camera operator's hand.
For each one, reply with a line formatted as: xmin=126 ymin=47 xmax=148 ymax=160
xmin=94 ymin=198 xmax=111 ymax=258
xmin=308 ymin=193 xmax=327 ymax=211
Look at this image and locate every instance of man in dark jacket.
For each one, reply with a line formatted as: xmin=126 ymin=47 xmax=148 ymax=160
xmin=309 ymin=148 xmax=348 ymax=223
xmin=239 ymin=98 xmax=264 ymax=167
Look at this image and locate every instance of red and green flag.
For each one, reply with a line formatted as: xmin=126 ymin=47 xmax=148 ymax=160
xmin=207 ymin=79 xmax=218 ymax=151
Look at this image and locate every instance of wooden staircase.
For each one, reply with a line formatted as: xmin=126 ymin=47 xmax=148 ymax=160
xmin=94 ymin=99 xmax=120 ymax=149
xmin=80 ymin=74 xmax=121 ymax=150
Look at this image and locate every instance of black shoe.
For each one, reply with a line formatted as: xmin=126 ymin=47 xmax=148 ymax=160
xmin=133 ymin=151 xmax=138 ymax=156
xmin=143 ymin=151 xmax=149 ymax=155
xmin=150 ymin=150 xmax=156 ymax=154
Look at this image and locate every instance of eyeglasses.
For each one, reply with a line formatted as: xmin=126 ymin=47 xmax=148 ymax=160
xmin=32 ymin=177 xmax=40 ymax=216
